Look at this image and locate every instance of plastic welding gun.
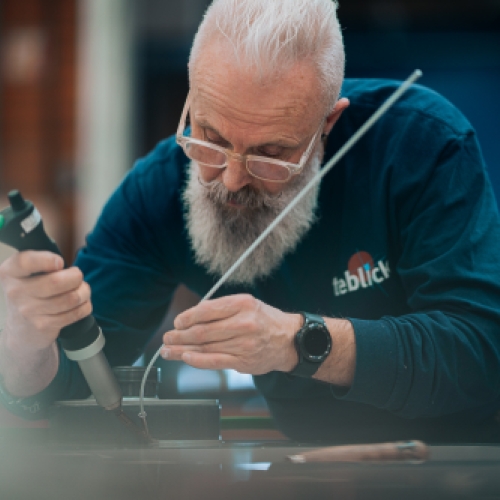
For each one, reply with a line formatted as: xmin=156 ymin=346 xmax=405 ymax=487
xmin=0 ymin=190 xmax=123 ymax=411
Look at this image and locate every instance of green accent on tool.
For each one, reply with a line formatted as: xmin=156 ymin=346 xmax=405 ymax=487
xmin=0 ymin=214 xmax=4 ymax=230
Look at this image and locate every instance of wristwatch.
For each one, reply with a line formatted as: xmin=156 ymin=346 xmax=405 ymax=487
xmin=289 ymin=312 xmax=332 ymax=378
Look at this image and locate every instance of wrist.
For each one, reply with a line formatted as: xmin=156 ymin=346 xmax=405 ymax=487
xmin=313 ymin=318 xmax=355 ymax=386
xmin=1 ymin=319 xmax=61 ymax=359
xmin=280 ymin=312 xmax=302 ymax=373
xmin=0 ymin=329 xmax=59 ymax=397
xmin=1 ymin=321 xmax=55 ymax=355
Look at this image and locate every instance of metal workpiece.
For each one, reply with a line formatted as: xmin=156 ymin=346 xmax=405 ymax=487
xmin=49 ymin=399 xmax=221 ymax=445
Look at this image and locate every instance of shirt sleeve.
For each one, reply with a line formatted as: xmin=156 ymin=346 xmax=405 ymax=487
xmin=337 ymin=130 xmax=500 ymax=419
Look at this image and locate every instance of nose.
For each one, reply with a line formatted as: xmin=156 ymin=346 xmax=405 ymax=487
xmin=221 ymin=155 xmax=253 ymax=192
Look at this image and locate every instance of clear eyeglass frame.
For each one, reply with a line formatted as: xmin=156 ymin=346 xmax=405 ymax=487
xmin=175 ymin=90 xmax=323 ymax=183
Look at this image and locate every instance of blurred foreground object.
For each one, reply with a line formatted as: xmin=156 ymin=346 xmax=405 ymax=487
xmin=288 ymin=440 xmax=430 ymax=463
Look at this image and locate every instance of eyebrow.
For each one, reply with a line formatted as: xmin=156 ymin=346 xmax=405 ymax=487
xmin=194 ymin=118 xmax=302 ymax=151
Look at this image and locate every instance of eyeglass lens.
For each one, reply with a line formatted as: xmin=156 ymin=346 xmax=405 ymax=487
xmin=185 ymin=142 xmax=226 ymax=166
xmin=184 ymin=141 xmax=290 ymax=181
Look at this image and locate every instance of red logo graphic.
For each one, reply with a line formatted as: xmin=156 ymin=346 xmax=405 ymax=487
xmin=348 ymin=251 xmax=374 ymax=282
xmin=333 ymin=251 xmax=390 ymax=297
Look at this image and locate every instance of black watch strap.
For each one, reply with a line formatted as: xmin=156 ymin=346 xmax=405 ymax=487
xmin=301 ymin=312 xmax=324 ymax=325
xmin=289 ymin=312 xmax=331 ymax=378
xmin=289 ymin=355 xmax=323 ymax=378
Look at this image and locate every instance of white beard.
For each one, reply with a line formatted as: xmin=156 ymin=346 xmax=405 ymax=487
xmin=183 ymin=148 xmax=322 ymax=286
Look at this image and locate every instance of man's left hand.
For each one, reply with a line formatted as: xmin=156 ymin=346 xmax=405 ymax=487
xmin=161 ymin=294 xmax=301 ymax=374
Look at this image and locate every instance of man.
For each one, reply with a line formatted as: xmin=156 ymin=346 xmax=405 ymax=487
xmin=1 ymin=0 xmax=500 ymax=443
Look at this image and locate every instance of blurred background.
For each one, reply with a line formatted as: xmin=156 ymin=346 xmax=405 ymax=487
xmin=0 ymin=0 xmax=499 ymax=434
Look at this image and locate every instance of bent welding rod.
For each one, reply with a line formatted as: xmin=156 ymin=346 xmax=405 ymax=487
xmin=138 ymin=70 xmax=423 ymax=430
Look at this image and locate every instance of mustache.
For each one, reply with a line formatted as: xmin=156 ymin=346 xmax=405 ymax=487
xmin=198 ymin=176 xmax=283 ymax=210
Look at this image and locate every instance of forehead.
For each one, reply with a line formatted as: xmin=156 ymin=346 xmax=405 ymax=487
xmin=189 ymin=39 xmax=325 ymax=141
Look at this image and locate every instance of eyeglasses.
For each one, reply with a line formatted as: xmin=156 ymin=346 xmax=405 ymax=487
xmin=176 ymin=91 xmax=323 ymax=183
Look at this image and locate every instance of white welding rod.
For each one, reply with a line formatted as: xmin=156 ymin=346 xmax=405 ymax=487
xmin=138 ymin=70 xmax=423 ymax=431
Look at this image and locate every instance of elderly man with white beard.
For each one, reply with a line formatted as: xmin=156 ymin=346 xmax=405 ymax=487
xmin=2 ymin=0 xmax=500 ymax=444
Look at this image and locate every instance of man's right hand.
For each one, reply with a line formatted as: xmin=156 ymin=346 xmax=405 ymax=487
xmin=0 ymin=251 xmax=92 ymax=351
xmin=0 ymin=251 xmax=92 ymax=397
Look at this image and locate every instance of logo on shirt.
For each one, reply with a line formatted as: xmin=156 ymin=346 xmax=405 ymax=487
xmin=333 ymin=251 xmax=390 ymax=297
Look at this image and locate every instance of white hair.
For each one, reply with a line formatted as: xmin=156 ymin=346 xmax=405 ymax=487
xmin=189 ymin=0 xmax=345 ymax=110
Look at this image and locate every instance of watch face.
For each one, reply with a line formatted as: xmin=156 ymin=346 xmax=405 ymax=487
xmin=302 ymin=325 xmax=331 ymax=361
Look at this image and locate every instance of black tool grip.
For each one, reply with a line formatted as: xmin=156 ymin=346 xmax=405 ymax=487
xmin=0 ymin=210 xmax=60 ymax=256
xmin=0 ymin=190 xmax=100 ymax=350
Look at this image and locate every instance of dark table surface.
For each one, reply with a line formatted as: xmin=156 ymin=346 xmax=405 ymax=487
xmin=2 ymin=438 xmax=500 ymax=500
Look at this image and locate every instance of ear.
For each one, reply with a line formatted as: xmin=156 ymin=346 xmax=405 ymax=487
xmin=323 ymin=98 xmax=350 ymax=137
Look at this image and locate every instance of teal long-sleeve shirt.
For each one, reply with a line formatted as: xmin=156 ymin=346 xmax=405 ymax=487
xmin=9 ymin=79 xmax=500 ymax=443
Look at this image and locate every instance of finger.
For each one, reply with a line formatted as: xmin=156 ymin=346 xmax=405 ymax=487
xmin=26 ymin=267 xmax=86 ymax=300
xmin=174 ymin=294 xmax=257 ymax=329
xmin=1 ymin=251 xmax=64 ymax=279
xmin=159 ymin=345 xmax=203 ymax=361
xmin=33 ymin=300 xmax=93 ymax=335
xmin=161 ymin=337 xmax=244 ymax=359
xmin=163 ymin=332 xmax=254 ymax=361
xmin=164 ymin=315 xmax=241 ymax=346
xmin=181 ymin=352 xmax=237 ymax=371
xmin=32 ymin=282 xmax=91 ymax=316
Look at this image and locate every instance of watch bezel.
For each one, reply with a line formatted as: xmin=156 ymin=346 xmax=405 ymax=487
xmin=295 ymin=318 xmax=332 ymax=363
